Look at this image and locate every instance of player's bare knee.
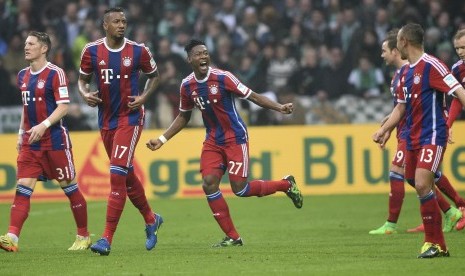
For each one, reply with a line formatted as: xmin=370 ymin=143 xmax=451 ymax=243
xmin=230 ymin=180 xmax=247 ymax=196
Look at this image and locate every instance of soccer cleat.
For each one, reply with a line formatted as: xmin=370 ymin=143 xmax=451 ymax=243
xmin=284 ymin=175 xmax=303 ymax=209
xmin=455 ymin=207 xmax=465 ymax=231
xmin=68 ymin=235 xmax=91 ymax=250
xmin=368 ymin=221 xmax=397 ymax=234
xmin=212 ymin=236 xmax=243 ymax=247
xmin=443 ymin=206 xmax=462 ymax=232
xmin=0 ymin=234 xmax=18 ymax=252
xmin=90 ymin=238 xmax=111 ymax=256
xmin=417 ymin=242 xmax=450 ymax=258
xmin=145 ymin=213 xmax=163 ymax=250
xmin=406 ymin=223 xmax=424 ymax=233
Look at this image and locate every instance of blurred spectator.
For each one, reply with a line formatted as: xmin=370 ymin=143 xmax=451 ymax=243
xmin=215 ymin=0 xmax=237 ymax=33
xmin=319 ymin=46 xmax=350 ymax=100
xmin=71 ymin=17 xmax=95 ymax=69
xmin=340 ymin=7 xmax=360 ymax=53
xmin=303 ymin=9 xmax=330 ymax=47
xmin=0 ymin=57 xmax=21 ymax=106
xmin=232 ymin=6 xmax=272 ymax=48
xmin=156 ymin=37 xmax=190 ymax=77
xmin=266 ymin=42 xmax=297 ymax=92
xmin=374 ymin=8 xmax=391 ymax=45
xmin=287 ymin=47 xmax=322 ymax=98
xmin=2 ymin=33 xmax=28 ymax=74
xmin=63 ymin=1 xmax=80 ymax=48
xmin=348 ymin=55 xmax=385 ymax=99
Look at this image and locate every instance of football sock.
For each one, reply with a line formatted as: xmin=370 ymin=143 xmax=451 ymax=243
xmin=236 ymin=179 xmax=290 ymax=197
xmin=126 ymin=167 xmax=154 ymax=225
xmin=435 ymin=172 xmax=465 ymax=208
xmin=435 ymin=188 xmax=451 ymax=213
xmin=62 ymin=183 xmax=89 ymax=237
xmin=420 ymin=190 xmax=446 ymax=250
xmin=8 ymin=185 xmax=33 ymax=237
xmin=103 ymin=165 xmax=128 ymax=244
xmin=206 ymin=190 xmax=240 ymax=240
xmin=387 ymin=171 xmax=405 ymax=223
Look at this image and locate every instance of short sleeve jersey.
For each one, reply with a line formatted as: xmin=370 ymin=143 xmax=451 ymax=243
xmin=390 ymin=65 xmax=408 ymax=140
xmin=18 ymin=62 xmax=72 ymax=150
xmin=79 ymin=38 xmax=157 ymax=130
xmin=396 ymin=53 xmax=462 ymax=150
xmin=451 ymin=59 xmax=465 ymax=86
xmin=179 ymin=67 xmax=252 ymax=145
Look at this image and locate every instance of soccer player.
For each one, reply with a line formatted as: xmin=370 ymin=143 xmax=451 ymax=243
xmin=369 ymin=29 xmax=465 ymax=235
xmin=78 ymin=7 xmax=162 ymax=256
xmin=446 ymin=29 xmax=465 ymax=129
xmin=0 ymin=31 xmax=90 ymax=252
xmin=373 ymin=23 xmax=465 ymax=258
xmin=146 ymin=39 xmax=303 ymax=247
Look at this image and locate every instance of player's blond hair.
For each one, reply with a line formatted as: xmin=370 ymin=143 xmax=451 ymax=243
xmin=454 ymin=29 xmax=465 ymax=41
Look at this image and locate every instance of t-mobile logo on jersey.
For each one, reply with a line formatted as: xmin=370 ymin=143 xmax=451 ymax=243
xmin=100 ymin=68 xmax=128 ymax=84
xmin=21 ymin=90 xmax=42 ymax=106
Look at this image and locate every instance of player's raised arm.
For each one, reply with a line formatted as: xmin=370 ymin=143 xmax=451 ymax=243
xmin=247 ymin=91 xmax=294 ymax=114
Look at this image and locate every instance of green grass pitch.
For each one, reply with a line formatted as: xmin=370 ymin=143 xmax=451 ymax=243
xmin=1 ymin=193 xmax=464 ymax=275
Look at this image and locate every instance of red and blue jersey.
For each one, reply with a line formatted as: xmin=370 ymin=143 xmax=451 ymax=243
xmin=79 ymin=38 xmax=157 ymax=130
xmin=397 ymin=53 xmax=462 ymax=150
xmin=179 ymin=67 xmax=252 ymax=145
xmin=451 ymin=59 xmax=465 ymax=86
xmin=18 ymin=62 xmax=72 ymax=151
xmin=390 ymin=65 xmax=408 ymax=141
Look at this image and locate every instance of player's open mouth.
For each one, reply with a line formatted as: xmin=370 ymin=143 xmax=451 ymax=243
xmin=199 ymin=61 xmax=208 ymax=70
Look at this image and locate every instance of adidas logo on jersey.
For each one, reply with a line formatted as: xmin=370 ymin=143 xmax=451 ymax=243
xmin=99 ymin=60 xmax=106 ymax=66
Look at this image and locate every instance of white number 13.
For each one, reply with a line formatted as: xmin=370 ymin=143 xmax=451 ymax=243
xmin=420 ymin=148 xmax=434 ymax=163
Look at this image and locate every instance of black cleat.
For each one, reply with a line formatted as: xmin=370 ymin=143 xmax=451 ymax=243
xmin=417 ymin=243 xmax=450 ymax=258
xmin=212 ymin=237 xmax=243 ymax=247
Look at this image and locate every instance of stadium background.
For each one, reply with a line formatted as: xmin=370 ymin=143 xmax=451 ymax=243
xmin=1 ymin=0 xmax=465 ymax=201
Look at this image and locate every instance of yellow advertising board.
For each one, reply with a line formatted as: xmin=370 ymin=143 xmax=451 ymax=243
xmin=1 ymin=123 xmax=465 ymax=202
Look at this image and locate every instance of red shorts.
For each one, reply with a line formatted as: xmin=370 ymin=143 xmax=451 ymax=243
xmin=404 ymin=145 xmax=445 ymax=180
xmin=200 ymin=140 xmax=249 ymax=181
xmin=100 ymin=125 xmax=142 ymax=168
xmin=391 ymin=139 xmax=406 ymax=167
xmin=17 ymin=147 xmax=76 ymax=181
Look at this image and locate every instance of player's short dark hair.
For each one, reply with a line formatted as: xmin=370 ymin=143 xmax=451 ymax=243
xmin=400 ymin=23 xmax=424 ymax=47
xmin=104 ymin=7 xmax=124 ymax=21
xmin=384 ymin=28 xmax=399 ymax=50
xmin=184 ymin=39 xmax=206 ymax=55
xmin=28 ymin=31 xmax=51 ymax=57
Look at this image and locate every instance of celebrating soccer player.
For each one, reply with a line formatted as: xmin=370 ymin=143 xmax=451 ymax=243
xmin=373 ymin=23 xmax=465 ymax=258
xmin=78 ymin=7 xmax=162 ymax=256
xmin=146 ymin=39 xmax=303 ymax=247
xmin=369 ymin=29 xmax=465 ymax=236
xmin=0 ymin=31 xmax=90 ymax=252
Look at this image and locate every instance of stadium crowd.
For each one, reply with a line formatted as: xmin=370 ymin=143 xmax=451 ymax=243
xmin=1 ymin=0 xmax=465 ymax=131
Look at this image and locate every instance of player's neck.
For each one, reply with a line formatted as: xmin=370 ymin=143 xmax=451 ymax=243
xmin=407 ymin=48 xmax=424 ymax=65
xmin=395 ymin=59 xmax=408 ymax=69
xmin=29 ymin=57 xmax=47 ymax=72
xmin=106 ymin=36 xmax=124 ymax=49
